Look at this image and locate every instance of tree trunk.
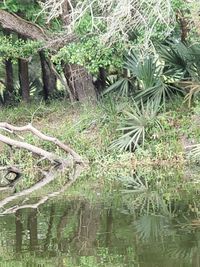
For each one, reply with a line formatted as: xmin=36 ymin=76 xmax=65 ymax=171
xmin=5 ymin=58 xmax=14 ymax=103
xmin=94 ymin=67 xmax=107 ymax=94
xmin=18 ymin=58 xmax=30 ymax=102
xmin=64 ymin=64 xmax=97 ymax=104
xmin=176 ymin=10 xmax=189 ymax=43
xmin=39 ymin=51 xmax=57 ymax=100
xmin=61 ymin=0 xmax=97 ymax=104
xmin=3 ymin=29 xmax=14 ymax=104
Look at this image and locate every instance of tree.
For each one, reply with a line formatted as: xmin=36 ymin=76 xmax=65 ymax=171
xmin=39 ymin=51 xmax=57 ymax=100
xmin=0 ymin=0 xmax=195 ymax=105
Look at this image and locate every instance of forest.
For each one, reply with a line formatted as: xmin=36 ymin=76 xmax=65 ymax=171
xmin=1 ymin=0 xmax=200 ymax=266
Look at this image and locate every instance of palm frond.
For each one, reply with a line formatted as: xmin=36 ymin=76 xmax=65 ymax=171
xmin=135 ymin=82 xmax=182 ymax=108
xmin=111 ymin=101 xmax=162 ymax=151
xmin=103 ymin=78 xmax=134 ymax=97
xmin=157 ymin=42 xmax=190 ymax=75
xmin=182 ymin=81 xmax=200 ymax=107
xmin=117 ymin=174 xmax=148 ymax=193
xmin=125 ymin=52 xmax=159 ymax=89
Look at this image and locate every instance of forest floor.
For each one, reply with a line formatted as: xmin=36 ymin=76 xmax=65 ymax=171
xmin=0 ymin=97 xmax=200 ymax=198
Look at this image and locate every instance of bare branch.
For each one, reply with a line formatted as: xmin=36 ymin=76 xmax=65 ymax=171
xmin=0 ymin=123 xmax=83 ymax=163
xmin=39 ymin=0 xmax=175 ymax=48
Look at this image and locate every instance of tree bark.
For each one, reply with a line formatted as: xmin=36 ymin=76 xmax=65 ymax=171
xmin=18 ymin=34 xmax=30 ymax=103
xmin=0 ymin=10 xmax=47 ymax=41
xmin=64 ymin=64 xmax=97 ymax=103
xmin=61 ymin=1 xmax=97 ymax=104
xmin=0 ymin=9 xmax=75 ymax=47
xmin=39 ymin=51 xmax=57 ymax=100
xmin=18 ymin=57 xmax=30 ymax=102
xmin=3 ymin=29 xmax=14 ymax=104
xmin=176 ymin=10 xmax=189 ymax=43
xmin=5 ymin=58 xmax=14 ymax=103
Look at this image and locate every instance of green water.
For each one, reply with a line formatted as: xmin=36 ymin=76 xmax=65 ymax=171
xmin=0 ymin=192 xmax=200 ymax=267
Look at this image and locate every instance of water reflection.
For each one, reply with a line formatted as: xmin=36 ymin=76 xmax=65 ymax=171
xmin=0 ymin=197 xmax=200 ymax=266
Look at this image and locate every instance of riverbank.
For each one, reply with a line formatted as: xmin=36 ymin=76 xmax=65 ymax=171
xmin=0 ymin=98 xmax=200 ymax=196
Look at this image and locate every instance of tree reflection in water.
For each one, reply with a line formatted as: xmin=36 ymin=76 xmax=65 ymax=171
xmin=0 ymin=192 xmax=200 ymax=266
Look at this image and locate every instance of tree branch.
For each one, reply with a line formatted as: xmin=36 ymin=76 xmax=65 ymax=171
xmin=0 ymin=122 xmax=83 ymax=163
xmin=0 ymin=9 xmax=77 ymax=49
xmin=0 ymin=10 xmax=48 ymax=41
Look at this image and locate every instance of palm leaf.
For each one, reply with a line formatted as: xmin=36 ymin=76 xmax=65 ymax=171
xmin=182 ymin=80 xmax=200 ymax=107
xmin=103 ymin=78 xmax=134 ymax=96
xmin=110 ymin=101 xmax=162 ymax=151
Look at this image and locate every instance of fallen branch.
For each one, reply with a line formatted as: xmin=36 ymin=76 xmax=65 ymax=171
xmin=0 ymin=122 xmax=82 ymax=163
xmin=0 ymin=122 xmax=85 ymax=213
xmin=0 ymin=132 xmax=67 ymax=165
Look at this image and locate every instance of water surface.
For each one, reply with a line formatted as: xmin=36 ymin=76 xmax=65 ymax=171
xmin=0 ymin=193 xmax=200 ymax=267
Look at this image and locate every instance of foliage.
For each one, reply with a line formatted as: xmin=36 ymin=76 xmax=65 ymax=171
xmin=105 ymin=50 xmax=184 ymax=107
xmin=111 ymin=101 xmax=162 ymax=152
xmin=0 ymin=35 xmax=42 ymax=61
xmin=52 ymin=37 xmax=123 ymax=74
xmin=103 ymin=78 xmax=134 ymax=97
xmin=0 ymin=80 xmax=5 ymax=101
xmin=40 ymin=0 xmax=176 ymax=48
xmin=182 ymin=81 xmax=200 ymax=107
xmin=0 ymin=0 xmax=45 ymax=24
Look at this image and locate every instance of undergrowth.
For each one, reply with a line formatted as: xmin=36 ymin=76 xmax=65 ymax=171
xmin=0 ymin=97 xmax=200 ymax=196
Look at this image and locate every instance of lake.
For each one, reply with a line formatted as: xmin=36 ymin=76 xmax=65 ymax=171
xmin=0 ymin=188 xmax=200 ymax=267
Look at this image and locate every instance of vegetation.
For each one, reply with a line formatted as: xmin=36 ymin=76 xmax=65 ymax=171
xmin=1 ymin=0 xmax=200 ymax=265
xmin=0 ymin=0 xmax=200 ymax=205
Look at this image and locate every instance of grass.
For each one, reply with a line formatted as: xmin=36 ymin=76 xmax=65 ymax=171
xmin=0 ymin=97 xmax=200 ymax=199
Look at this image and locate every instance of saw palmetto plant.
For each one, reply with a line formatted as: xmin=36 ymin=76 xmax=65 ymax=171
xmin=105 ymin=50 xmax=184 ymax=107
xmin=111 ymin=100 xmax=162 ymax=151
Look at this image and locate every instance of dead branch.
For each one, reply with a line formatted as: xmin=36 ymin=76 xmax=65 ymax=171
xmin=0 ymin=122 xmax=85 ymax=214
xmin=40 ymin=0 xmax=175 ymax=48
xmin=0 ymin=123 xmax=83 ymax=163
xmin=0 ymin=132 xmax=67 ymax=165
